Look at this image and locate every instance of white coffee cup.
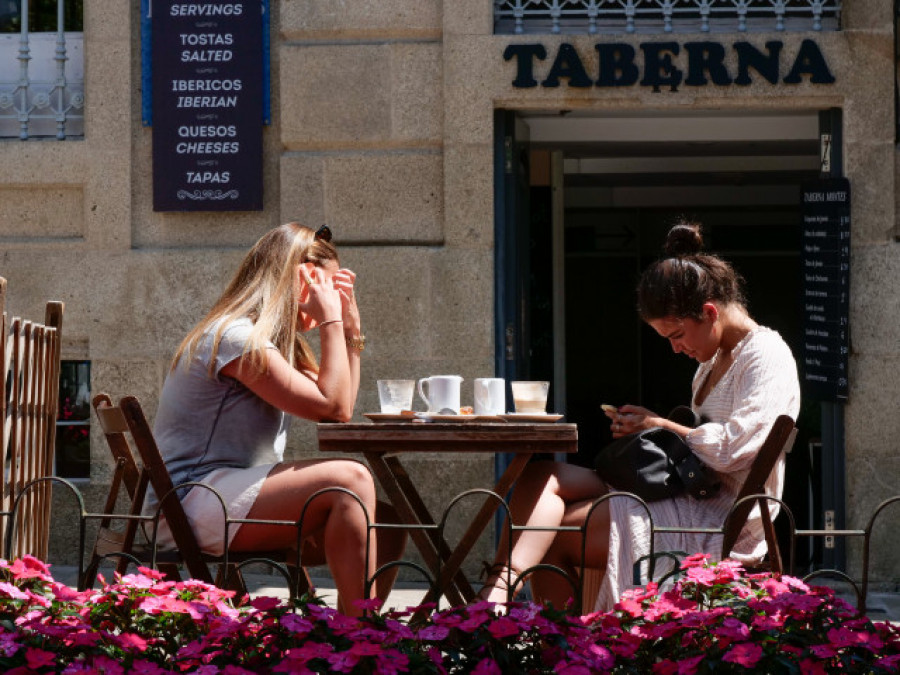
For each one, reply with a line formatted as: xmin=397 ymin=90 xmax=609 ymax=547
xmin=417 ymin=375 xmax=463 ymax=413
xmin=474 ymin=378 xmax=505 ymax=415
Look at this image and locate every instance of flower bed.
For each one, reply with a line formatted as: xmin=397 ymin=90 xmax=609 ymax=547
xmin=0 ymin=554 xmax=897 ymax=673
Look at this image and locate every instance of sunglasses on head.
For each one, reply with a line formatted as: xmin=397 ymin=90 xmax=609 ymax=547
xmin=315 ymin=224 xmax=333 ymax=242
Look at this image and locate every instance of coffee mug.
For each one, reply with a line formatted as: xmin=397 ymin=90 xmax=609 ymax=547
xmin=474 ymin=378 xmax=505 ymax=415
xmin=417 ymin=375 xmax=463 ymax=413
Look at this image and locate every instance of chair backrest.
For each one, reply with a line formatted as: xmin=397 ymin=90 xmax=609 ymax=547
xmin=0 ymin=276 xmax=64 ymax=560
xmin=88 ymin=393 xmax=152 ymax=580
xmin=99 ymin=394 xmax=214 ymax=584
xmin=721 ymin=414 xmax=798 ymax=571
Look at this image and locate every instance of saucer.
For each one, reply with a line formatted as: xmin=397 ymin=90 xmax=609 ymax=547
xmin=499 ymin=413 xmax=564 ymax=423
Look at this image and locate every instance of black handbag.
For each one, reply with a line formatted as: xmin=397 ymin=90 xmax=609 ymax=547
xmin=593 ymin=407 xmax=721 ymax=501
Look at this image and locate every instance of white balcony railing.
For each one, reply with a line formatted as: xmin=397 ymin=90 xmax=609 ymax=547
xmin=494 ymin=0 xmax=842 ymax=35
xmin=0 ymin=0 xmax=84 ymax=140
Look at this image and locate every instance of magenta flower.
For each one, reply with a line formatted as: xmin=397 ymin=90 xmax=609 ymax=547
xmin=675 ymin=654 xmax=704 ymax=674
xmin=827 ymin=626 xmax=883 ymax=651
xmin=417 ymin=624 xmax=450 ymax=641
xmin=25 ymin=646 xmax=57 ymax=669
xmin=471 ymin=657 xmax=502 ymax=675
xmin=722 ymin=641 xmax=763 ymax=667
xmin=249 ymin=595 xmax=281 ymax=611
xmin=799 ymin=658 xmax=829 ymax=675
xmin=651 ymin=659 xmax=679 ymax=674
xmin=486 ymin=616 xmax=520 ymax=638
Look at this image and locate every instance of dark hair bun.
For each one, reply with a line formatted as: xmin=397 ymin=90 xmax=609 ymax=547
xmin=664 ymin=221 xmax=704 ymax=257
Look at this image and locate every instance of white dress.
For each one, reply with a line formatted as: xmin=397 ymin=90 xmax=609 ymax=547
xmin=594 ymin=326 xmax=801 ymax=611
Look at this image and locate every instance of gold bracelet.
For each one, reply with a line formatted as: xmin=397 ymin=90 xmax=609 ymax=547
xmin=345 ymin=334 xmax=366 ymax=351
xmin=318 ymin=319 xmax=343 ymax=328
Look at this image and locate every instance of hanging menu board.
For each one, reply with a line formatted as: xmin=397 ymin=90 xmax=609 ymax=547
xmin=151 ymin=1 xmax=263 ymax=211
xmin=801 ymin=177 xmax=850 ymax=401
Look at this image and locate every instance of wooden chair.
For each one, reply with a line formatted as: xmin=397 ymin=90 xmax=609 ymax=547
xmin=0 ymin=277 xmax=64 ymax=561
xmin=581 ymin=414 xmax=798 ymax=608
xmin=84 ymin=393 xmax=315 ymax=598
xmin=720 ymin=414 xmax=798 ymax=573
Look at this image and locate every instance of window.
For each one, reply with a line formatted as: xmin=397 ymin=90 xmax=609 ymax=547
xmin=0 ymin=1 xmax=83 ymax=32
xmin=56 ymin=360 xmax=89 ymax=479
xmin=0 ymin=0 xmax=84 ymax=139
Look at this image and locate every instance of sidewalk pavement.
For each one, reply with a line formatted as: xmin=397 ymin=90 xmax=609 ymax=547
xmin=47 ymin=565 xmax=900 ymax=622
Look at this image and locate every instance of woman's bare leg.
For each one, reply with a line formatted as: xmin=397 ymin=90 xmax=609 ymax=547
xmin=529 ymin=497 xmax=610 ymax=609
xmin=481 ymin=460 xmax=608 ymax=604
xmin=230 ymin=459 xmax=377 ymax=617
xmin=371 ymin=500 xmax=408 ymax=603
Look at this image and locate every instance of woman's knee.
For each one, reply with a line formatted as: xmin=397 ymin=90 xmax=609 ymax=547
xmin=516 ymin=460 xmax=563 ymax=492
xmin=333 ymin=460 xmax=377 ymax=507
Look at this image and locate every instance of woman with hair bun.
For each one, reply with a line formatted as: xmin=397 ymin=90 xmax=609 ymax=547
xmin=148 ymin=223 xmax=405 ymax=616
xmin=478 ymin=221 xmax=800 ymax=611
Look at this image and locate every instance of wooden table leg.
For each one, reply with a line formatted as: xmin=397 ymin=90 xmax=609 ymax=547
xmin=419 ymin=453 xmax=533 ymax=606
xmin=365 ymin=453 xmax=467 ymax=607
xmin=385 ymin=456 xmax=475 ymax=599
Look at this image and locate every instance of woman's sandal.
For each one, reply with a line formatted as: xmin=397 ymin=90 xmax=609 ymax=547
xmin=476 ymin=561 xmax=522 ymax=605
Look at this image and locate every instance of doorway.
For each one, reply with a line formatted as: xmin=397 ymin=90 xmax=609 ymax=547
xmin=494 ymin=109 xmax=826 ymax=571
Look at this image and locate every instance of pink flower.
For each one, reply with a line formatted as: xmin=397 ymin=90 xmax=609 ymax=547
xmin=680 ymin=553 xmax=712 ymax=569
xmin=9 ymin=555 xmax=51 ymax=580
xmin=471 ymin=657 xmax=502 ymax=675
xmin=280 ymin=612 xmax=314 ymax=635
xmin=487 ymin=616 xmax=520 ymax=639
xmin=128 ymin=661 xmax=171 ymax=675
xmin=352 ymin=597 xmax=384 ymax=612
xmin=136 ymin=566 xmax=167 ymax=580
xmin=722 ymin=642 xmax=763 ymax=668
xmin=799 ymin=658 xmax=829 ymax=675
xmin=555 ymin=664 xmax=592 ymax=675
xmin=713 ymin=617 xmax=750 ymax=641
xmin=827 ymin=626 xmax=883 ymax=651
xmin=417 ymin=625 xmax=450 ymax=641
xmin=0 ymin=581 xmax=29 ymax=600
xmin=249 ymin=595 xmax=281 ymax=611
xmin=349 ymin=642 xmax=383 ymax=657
xmin=651 ymin=660 xmax=679 ymax=674
xmin=810 ymin=643 xmax=837 ymax=658
xmin=327 ymin=650 xmax=361 ymax=673
xmin=25 ymin=647 xmax=57 ymax=669
xmin=676 ymin=655 xmax=704 ymax=675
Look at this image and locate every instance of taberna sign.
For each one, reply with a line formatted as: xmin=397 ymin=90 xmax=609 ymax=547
xmin=503 ymin=39 xmax=834 ymax=92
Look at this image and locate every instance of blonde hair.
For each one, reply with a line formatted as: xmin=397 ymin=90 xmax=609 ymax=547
xmin=172 ymin=222 xmax=339 ymax=377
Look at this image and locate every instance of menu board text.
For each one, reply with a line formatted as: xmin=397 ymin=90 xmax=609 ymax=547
xmin=152 ymin=1 xmax=263 ymax=211
xmin=800 ymin=177 xmax=850 ymax=401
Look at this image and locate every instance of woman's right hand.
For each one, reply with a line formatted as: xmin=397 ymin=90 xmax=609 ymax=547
xmin=298 ymin=263 xmax=343 ymax=327
xmin=608 ymin=404 xmax=663 ymax=438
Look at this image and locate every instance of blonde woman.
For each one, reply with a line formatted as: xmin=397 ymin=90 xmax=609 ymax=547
xmin=148 ymin=223 xmax=402 ymax=615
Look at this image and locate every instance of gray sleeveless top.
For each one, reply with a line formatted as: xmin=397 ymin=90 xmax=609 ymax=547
xmin=151 ymin=318 xmax=288 ymax=495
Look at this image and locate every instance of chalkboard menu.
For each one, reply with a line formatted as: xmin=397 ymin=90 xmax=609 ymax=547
xmin=151 ymin=1 xmax=263 ymax=211
xmin=801 ymin=177 xmax=850 ymax=401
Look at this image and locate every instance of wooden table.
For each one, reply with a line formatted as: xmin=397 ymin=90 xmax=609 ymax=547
xmin=317 ymin=420 xmax=577 ymax=608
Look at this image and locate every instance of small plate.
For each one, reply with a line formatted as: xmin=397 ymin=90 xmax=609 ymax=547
xmin=364 ymin=412 xmax=415 ymax=423
xmin=499 ymin=413 xmax=564 ymax=423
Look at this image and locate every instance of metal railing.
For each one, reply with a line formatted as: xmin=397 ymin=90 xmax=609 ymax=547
xmin=0 ymin=1 xmax=84 ymax=139
xmin=0 ymin=480 xmax=892 ymax=618
xmin=494 ymin=0 xmax=843 ymax=34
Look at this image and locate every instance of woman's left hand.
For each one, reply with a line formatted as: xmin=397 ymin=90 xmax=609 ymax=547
xmin=610 ymin=404 xmax=665 ymax=438
xmin=332 ymin=268 xmax=361 ymax=337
